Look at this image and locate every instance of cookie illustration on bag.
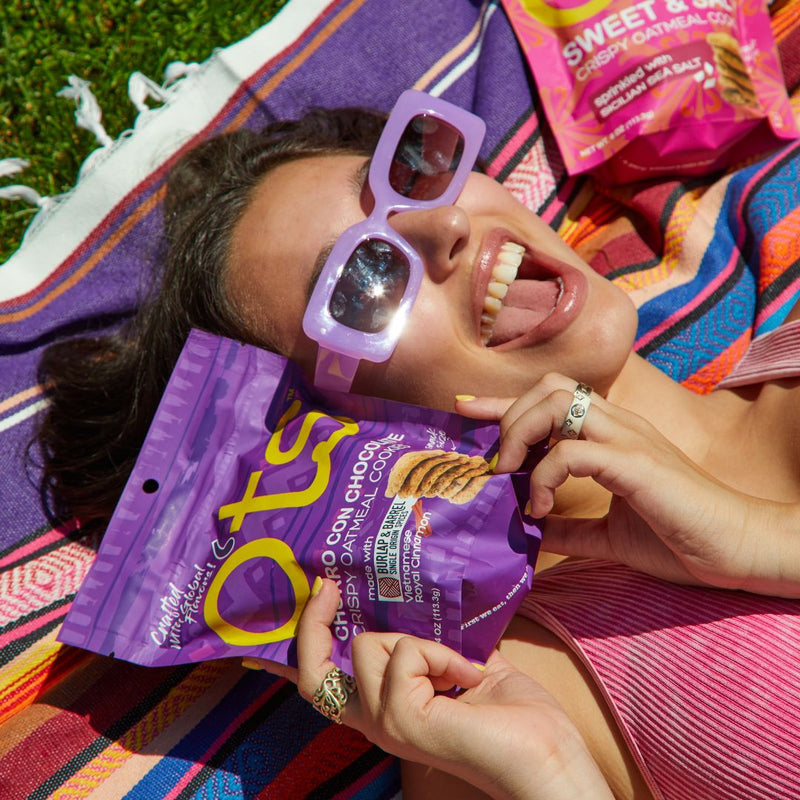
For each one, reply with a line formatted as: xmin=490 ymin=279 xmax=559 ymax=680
xmin=707 ymin=31 xmax=758 ymax=109
xmin=386 ymin=449 xmax=492 ymax=504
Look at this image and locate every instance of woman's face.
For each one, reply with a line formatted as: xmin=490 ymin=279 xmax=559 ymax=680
xmin=227 ymin=154 xmax=637 ymax=409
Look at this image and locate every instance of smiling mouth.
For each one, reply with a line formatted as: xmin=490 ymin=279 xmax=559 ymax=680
xmin=480 ymin=241 xmax=565 ymax=347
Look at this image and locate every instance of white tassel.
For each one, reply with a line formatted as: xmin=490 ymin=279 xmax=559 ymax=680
xmin=128 ymin=71 xmax=170 ymax=113
xmin=57 ymin=75 xmax=114 ymax=148
xmin=163 ymin=60 xmax=200 ymax=87
xmin=0 ymin=184 xmax=56 ymax=212
xmin=0 ymin=185 xmax=43 ymax=206
xmin=128 ymin=62 xmax=200 ymax=124
xmin=0 ymin=158 xmax=30 ymax=179
xmin=0 ymin=159 xmax=52 ymax=208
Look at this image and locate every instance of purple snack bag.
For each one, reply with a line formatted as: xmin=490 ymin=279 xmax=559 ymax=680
xmin=58 ymin=330 xmax=542 ymax=673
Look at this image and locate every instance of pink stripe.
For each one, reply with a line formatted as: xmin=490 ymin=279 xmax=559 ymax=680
xmin=0 ymin=519 xmax=80 ymax=569
xmin=0 ymin=530 xmax=62 ymax=569
xmin=731 ymin=148 xmax=792 ymax=250
xmin=755 ymin=283 xmax=800 ymax=329
xmin=486 ymin=114 xmax=539 ymax=179
xmin=161 ymin=678 xmax=287 ymax=799
xmin=634 ymin=250 xmax=738 ymax=350
xmin=539 ymin=181 xmax=575 ymax=226
xmin=0 ymin=604 xmax=68 ymax=649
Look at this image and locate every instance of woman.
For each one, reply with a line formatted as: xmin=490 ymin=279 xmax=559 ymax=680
xmin=39 ymin=96 xmax=800 ymax=800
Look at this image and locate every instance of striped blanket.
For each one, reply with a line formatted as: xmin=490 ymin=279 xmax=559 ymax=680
xmin=1 ymin=0 xmax=799 ymax=796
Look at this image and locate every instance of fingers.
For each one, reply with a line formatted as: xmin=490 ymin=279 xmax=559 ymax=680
xmin=385 ymin=636 xmax=484 ymax=695
xmin=353 ymin=635 xmax=485 ymax=756
xmin=295 ymin=578 xmax=343 ymax=701
xmin=527 ymin=437 xmax=616 ymax=516
xmin=458 ymin=374 xmax=616 ymax=474
xmin=454 ymin=394 xmax=516 ymax=420
xmin=540 ymin=514 xmax=614 ymax=560
xmin=353 ymin=634 xmax=483 ymax=721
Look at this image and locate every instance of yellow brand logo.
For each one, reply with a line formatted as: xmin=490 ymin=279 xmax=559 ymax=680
xmin=218 ymin=400 xmax=359 ymax=532
xmin=521 ymin=0 xmax=614 ymax=26
xmin=206 ymin=400 xmax=358 ymax=646
xmin=204 ymin=538 xmax=310 ymax=645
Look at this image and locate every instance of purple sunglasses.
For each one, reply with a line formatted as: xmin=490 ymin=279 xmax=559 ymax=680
xmin=302 ymin=89 xmax=486 ymax=391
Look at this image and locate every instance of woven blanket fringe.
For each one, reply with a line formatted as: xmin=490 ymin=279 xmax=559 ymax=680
xmin=0 ymin=159 xmax=59 ymax=215
xmin=57 ymin=75 xmax=114 ymax=149
xmin=1 ymin=63 xmax=200 ymax=250
xmin=128 ymin=61 xmax=200 ymax=116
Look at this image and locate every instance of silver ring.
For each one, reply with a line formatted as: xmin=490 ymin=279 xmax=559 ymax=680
xmin=560 ymin=383 xmax=593 ymax=439
xmin=312 ymin=667 xmax=357 ymax=724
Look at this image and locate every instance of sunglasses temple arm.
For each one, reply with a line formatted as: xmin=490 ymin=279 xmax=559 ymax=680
xmin=314 ymin=347 xmax=360 ymax=392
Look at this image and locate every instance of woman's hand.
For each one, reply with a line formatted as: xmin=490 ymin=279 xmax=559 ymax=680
xmin=249 ymin=578 xmax=613 ymax=800
xmin=457 ymin=373 xmax=800 ymax=597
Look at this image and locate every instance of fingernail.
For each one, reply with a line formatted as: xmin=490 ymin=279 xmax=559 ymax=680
xmin=455 ymin=394 xmax=476 ymax=402
xmin=470 ymin=661 xmax=486 ymax=671
xmin=524 ymin=500 xmax=532 ymax=517
xmin=242 ymin=657 xmax=264 ymax=671
xmin=311 ymin=576 xmax=324 ymax=597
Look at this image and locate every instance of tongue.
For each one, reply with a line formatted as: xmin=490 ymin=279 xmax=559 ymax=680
xmin=488 ymin=278 xmax=561 ymax=346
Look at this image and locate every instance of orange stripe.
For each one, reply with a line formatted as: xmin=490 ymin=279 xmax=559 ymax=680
xmin=0 ymin=187 xmax=165 ymax=325
xmin=773 ymin=0 xmax=800 ymax=41
xmin=412 ymin=11 xmax=485 ymax=90
xmin=0 ymin=384 xmax=45 ymax=415
xmin=228 ymin=0 xmax=369 ymax=130
xmin=0 ymin=703 xmax=62 ymax=757
xmin=681 ymin=331 xmax=751 ymax=395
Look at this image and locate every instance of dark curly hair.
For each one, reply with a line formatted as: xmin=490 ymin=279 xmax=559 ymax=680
xmin=37 ymin=107 xmax=386 ymax=535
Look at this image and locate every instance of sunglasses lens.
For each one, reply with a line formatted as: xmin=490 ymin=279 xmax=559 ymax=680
xmin=329 ymin=239 xmax=410 ymax=333
xmin=389 ymin=114 xmax=465 ymax=200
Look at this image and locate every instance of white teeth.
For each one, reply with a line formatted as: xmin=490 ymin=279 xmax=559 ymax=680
xmin=492 ymin=262 xmax=517 ymax=285
xmin=497 ymin=248 xmax=523 ymax=267
xmin=483 ymin=296 xmax=502 ymax=315
xmin=487 ymin=281 xmax=508 ymax=300
xmin=480 ymin=241 xmax=524 ymax=345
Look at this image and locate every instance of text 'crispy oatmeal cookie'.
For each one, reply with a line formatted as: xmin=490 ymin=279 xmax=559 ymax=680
xmin=706 ymin=31 xmax=759 ymax=108
xmin=385 ymin=450 xmax=492 ymax=504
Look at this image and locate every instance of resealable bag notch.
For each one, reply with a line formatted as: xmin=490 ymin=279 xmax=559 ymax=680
xmin=59 ymin=329 xmax=543 ymax=674
xmin=501 ymin=0 xmax=799 ymax=182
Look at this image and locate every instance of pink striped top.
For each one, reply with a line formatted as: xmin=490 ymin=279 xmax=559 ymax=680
xmin=717 ymin=320 xmax=800 ymax=388
xmin=520 ymin=322 xmax=800 ymax=800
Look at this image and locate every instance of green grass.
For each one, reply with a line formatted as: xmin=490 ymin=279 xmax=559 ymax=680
xmin=0 ymin=0 xmax=288 ymax=265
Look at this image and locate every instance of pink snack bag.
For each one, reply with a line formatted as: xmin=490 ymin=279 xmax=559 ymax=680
xmin=58 ymin=330 xmax=542 ymax=674
xmin=501 ymin=0 xmax=798 ymax=181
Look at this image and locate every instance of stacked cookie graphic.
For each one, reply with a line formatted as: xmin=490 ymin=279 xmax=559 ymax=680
xmin=706 ymin=31 xmax=758 ymax=108
xmin=385 ymin=449 xmax=492 ymax=505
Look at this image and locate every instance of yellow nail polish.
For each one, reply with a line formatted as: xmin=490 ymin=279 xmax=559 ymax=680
xmin=242 ymin=657 xmax=264 ymax=671
xmin=524 ymin=500 xmax=532 ymax=517
xmin=455 ymin=394 xmax=476 ymax=402
xmin=311 ymin=576 xmax=324 ymax=597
